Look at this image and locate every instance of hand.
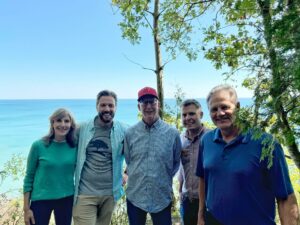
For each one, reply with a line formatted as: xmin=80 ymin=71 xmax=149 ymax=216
xmin=24 ymin=209 xmax=35 ymax=225
xmin=179 ymin=192 xmax=183 ymax=202
xmin=197 ymin=216 xmax=205 ymax=225
xmin=197 ymin=211 xmax=205 ymax=225
xmin=122 ymin=173 xmax=128 ymax=186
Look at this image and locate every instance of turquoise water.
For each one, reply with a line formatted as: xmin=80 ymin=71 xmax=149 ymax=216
xmin=0 ymin=98 xmax=252 ymax=194
xmin=0 ymin=98 xmax=252 ymax=163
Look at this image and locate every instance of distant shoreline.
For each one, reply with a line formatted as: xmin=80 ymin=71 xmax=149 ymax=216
xmin=0 ymin=97 xmax=253 ymax=101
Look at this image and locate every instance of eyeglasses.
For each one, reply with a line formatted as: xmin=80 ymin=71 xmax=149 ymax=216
xmin=139 ymin=98 xmax=158 ymax=106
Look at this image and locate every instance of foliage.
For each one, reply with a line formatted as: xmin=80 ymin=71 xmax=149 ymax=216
xmin=0 ymin=196 xmax=23 ymax=225
xmin=111 ymin=195 xmax=128 ymax=225
xmin=0 ymin=154 xmax=26 ymax=225
xmin=112 ymin=0 xmax=300 ymax=169
xmin=0 ymin=154 xmax=26 ymax=193
xmin=111 ymin=0 xmax=214 ymax=117
xmin=112 ymin=0 xmax=210 ymax=60
xmin=200 ymin=0 xmax=300 ymax=168
xmin=203 ymin=121 xmax=216 ymax=130
xmin=163 ymin=85 xmax=186 ymax=130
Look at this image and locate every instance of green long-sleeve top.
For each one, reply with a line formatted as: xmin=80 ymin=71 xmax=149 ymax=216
xmin=23 ymin=139 xmax=77 ymax=201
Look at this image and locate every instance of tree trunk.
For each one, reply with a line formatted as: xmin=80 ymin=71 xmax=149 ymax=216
xmin=258 ymin=0 xmax=300 ymax=169
xmin=153 ymin=0 xmax=164 ymax=118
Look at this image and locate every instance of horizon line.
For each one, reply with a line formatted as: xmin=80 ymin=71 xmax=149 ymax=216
xmin=0 ymin=97 xmax=253 ymax=100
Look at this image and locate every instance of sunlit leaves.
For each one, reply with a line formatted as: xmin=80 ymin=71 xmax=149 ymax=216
xmin=201 ymin=0 xmax=300 ymax=168
xmin=112 ymin=0 xmax=209 ymax=61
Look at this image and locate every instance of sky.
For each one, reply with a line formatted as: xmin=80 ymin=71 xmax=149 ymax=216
xmin=0 ymin=0 xmax=253 ymax=99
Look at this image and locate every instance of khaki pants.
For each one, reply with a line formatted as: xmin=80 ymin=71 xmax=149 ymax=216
xmin=73 ymin=195 xmax=115 ymax=225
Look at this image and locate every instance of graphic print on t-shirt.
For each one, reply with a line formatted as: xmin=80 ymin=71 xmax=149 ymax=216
xmin=87 ymin=138 xmax=111 ymax=158
xmin=78 ymin=126 xmax=113 ymax=195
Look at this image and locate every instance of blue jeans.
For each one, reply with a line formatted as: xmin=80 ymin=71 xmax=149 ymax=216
xmin=180 ymin=195 xmax=199 ymax=225
xmin=30 ymin=195 xmax=73 ymax=225
xmin=126 ymin=199 xmax=172 ymax=225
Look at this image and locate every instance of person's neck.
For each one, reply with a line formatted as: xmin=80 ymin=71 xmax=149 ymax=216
xmin=54 ymin=136 xmax=66 ymax=142
xmin=220 ymin=127 xmax=240 ymax=143
xmin=143 ymin=117 xmax=159 ymax=127
xmin=187 ymin=126 xmax=202 ymax=139
xmin=97 ymin=116 xmax=113 ymax=128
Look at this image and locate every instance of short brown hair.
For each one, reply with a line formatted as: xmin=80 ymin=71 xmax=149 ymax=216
xmin=181 ymin=99 xmax=201 ymax=109
xmin=96 ymin=90 xmax=117 ymax=105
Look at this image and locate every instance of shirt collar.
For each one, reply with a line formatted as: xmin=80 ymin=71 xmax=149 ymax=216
xmin=141 ymin=118 xmax=161 ymax=129
xmin=213 ymin=128 xmax=250 ymax=144
xmin=89 ymin=115 xmax=114 ymax=131
xmin=184 ymin=125 xmax=205 ymax=142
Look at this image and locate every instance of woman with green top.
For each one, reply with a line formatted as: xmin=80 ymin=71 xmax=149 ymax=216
xmin=23 ymin=108 xmax=77 ymax=225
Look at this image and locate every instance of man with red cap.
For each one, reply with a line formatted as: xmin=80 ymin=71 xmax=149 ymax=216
xmin=124 ymin=86 xmax=182 ymax=225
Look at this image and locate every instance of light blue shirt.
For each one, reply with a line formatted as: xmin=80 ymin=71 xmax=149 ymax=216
xmin=74 ymin=118 xmax=128 ymax=203
xmin=124 ymin=119 xmax=182 ymax=213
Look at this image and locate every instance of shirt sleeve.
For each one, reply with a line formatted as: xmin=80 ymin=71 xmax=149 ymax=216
xmin=178 ymin=162 xmax=184 ymax=183
xmin=196 ymin=138 xmax=204 ymax=178
xmin=23 ymin=141 xmax=40 ymax=193
xmin=269 ymin=142 xmax=294 ymax=199
xmin=172 ymin=132 xmax=182 ymax=176
xmin=123 ymin=133 xmax=130 ymax=165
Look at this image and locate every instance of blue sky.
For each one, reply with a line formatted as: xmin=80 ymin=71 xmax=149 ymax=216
xmin=0 ymin=0 xmax=252 ymax=99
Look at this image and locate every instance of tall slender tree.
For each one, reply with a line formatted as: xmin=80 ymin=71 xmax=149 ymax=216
xmin=111 ymin=0 xmax=213 ymax=117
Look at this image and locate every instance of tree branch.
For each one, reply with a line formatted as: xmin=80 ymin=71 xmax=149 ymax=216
xmin=122 ymin=53 xmax=156 ymax=73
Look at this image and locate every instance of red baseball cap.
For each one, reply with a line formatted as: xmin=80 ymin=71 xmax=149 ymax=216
xmin=138 ymin=87 xmax=158 ymax=101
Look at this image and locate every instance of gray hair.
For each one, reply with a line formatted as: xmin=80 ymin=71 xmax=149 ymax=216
xmin=206 ymin=84 xmax=238 ymax=104
xmin=96 ymin=90 xmax=117 ymax=105
xmin=181 ymin=99 xmax=201 ymax=109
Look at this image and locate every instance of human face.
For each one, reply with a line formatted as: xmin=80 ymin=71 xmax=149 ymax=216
xmin=53 ymin=115 xmax=71 ymax=141
xmin=138 ymin=97 xmax=160 ymax=126
xmin=181 ymin=104 xmax=203 ymax=131
xmin=208 ymin=90 xmax=238 ymax=132
xmin=97 ymin=96 xmax=116 ymax=125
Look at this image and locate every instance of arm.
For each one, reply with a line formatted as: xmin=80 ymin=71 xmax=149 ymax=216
xmin=23 ymin=192 xmax=35 ymax=225
xmin=123 ymin=134 xmax=130 ymax=165
xmin=196 ymin=138 xmax=205 ymax=225
xmin=23 ymin=142 xmax=39 ymax=194
xmin=269 ymin=142 xmax=299 ymax=224
xmin=178 ymin=163 xmax=184 ymax=201
xmin=172 ymin=133 xmax=182 ymax=176
xmin=122 ymin=167 xmax=128 ymax=186
xmin=277 ymin=193 xmax=299 ymax=225
xmin=197 ymin=177 xmax=205 ymax=225
xmin=23 ymin=142 xmax=39 ymax=225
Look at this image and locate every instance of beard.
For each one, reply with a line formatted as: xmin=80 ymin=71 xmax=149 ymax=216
xmin=98 ymin=111 xmax=115 ymax=123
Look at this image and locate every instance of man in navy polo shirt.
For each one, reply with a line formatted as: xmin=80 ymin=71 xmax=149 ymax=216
xmin=196 ymin=84 xmax=299 ymax=225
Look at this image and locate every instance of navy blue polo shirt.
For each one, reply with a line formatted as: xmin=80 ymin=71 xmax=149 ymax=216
xmin=196 ymin=129 xmax=294 ymax=225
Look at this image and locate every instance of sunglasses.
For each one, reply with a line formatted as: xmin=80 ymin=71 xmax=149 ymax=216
xmin=139 ymin=98 xmax=158 ymax=105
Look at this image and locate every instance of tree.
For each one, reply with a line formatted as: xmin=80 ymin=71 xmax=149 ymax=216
xmin=111 ymin=0 xmax=300 ymax=168
xmin=0 ymin=154 xmax=26 ymax=225
xmin=201 ymin=0 xmax=300 ymax=168
xmin=111 ymin=0 xmax=213 ymax=117
xmin=163 ymin=85 xmax=185 ymax=130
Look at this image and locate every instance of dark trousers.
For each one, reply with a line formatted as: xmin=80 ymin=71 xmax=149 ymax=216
xmin=126 ymin=199 xmax=172 ymax=225
xmin=30 ymin=195 xmax=73 ymax=225
xmin=180 ymin=196 xmax=199 ymax=225
xmin=204 ymin=210 xmax=223 ymax=225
